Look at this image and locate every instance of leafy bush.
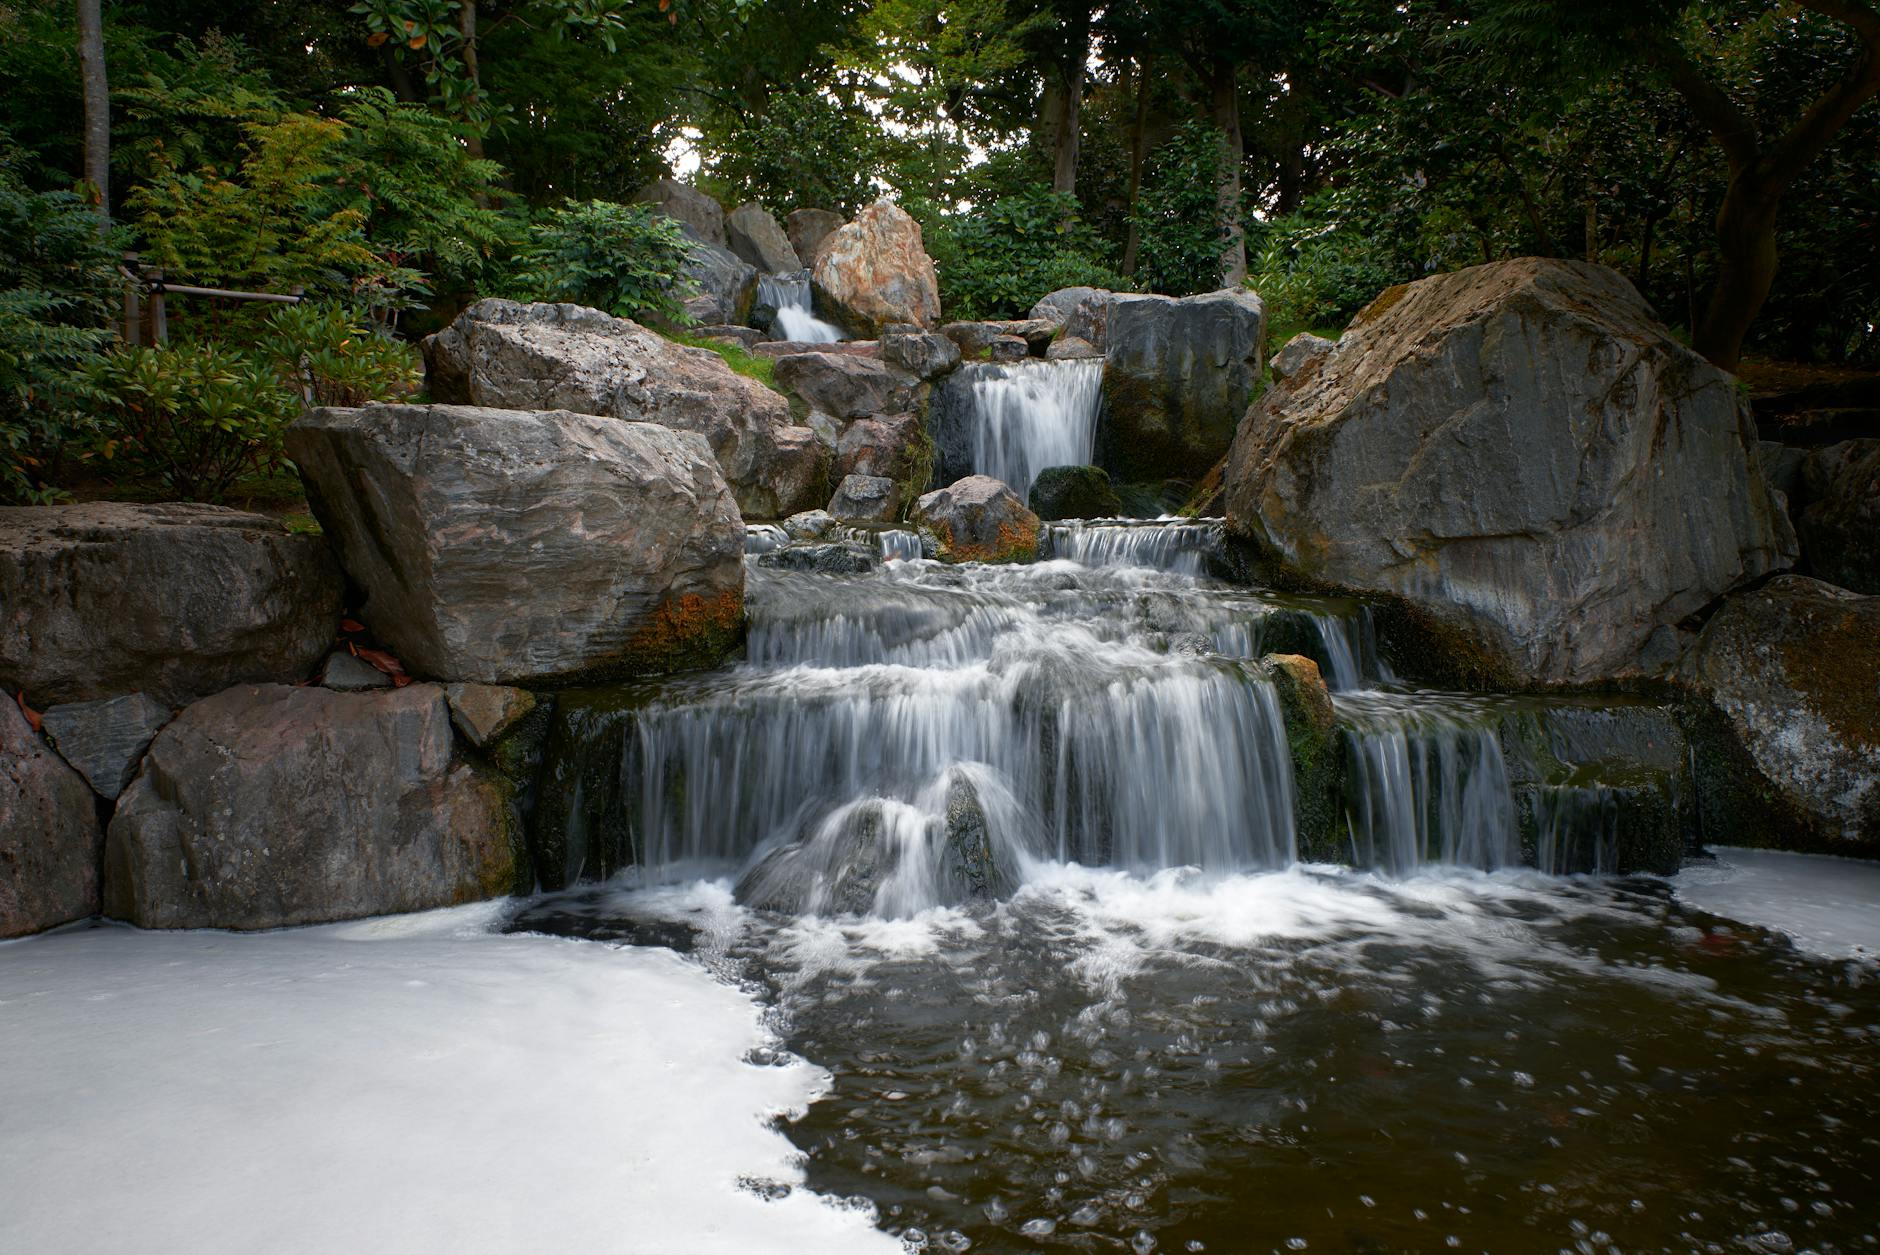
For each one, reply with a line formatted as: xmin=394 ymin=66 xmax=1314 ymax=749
xmin=0 ymin=158 xmax=119 ymax=503
xmin=920 ymin=187 xmax=1128 ymax=321
xmin=89 ymin=302 xmax=419 ymax=502
xmin=507 ymin=200 xmax=696 ymax=323
xmin=1130 ymin=122 xmax=1235 ymax=298
xmin=1250 ymin=207 xmax=1414 ymax=342
xmin=256 ymin=302 xmax=421 ymax=408
xmin=87 ymin=342 xmax=299 ymax=503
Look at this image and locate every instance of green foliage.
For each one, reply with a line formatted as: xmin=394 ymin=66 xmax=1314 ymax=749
xmin=507 ymin=200 xmax=697 ymax=322
xmin=86 ymin=342 xmax=299 ymax=504
xmin=1130 ymin=122 xmax=1234 ymax=298
xmin=669 ymin=331 xmax=778 ymax=390
xmin=0 ymin=155 xmax=119 ymax=503
xmin=1250 ymin=207 xmax=1414 ymax=341
xmin=87 ymin=303 xmax=418 ymax=503
xmin=920 ymin=186 xmax=1128 ymax=321
xmin=698 ymin=87 xmax=882 ymax=215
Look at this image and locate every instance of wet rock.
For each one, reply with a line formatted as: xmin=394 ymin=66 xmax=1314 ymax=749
xmin=1759 ymin=439 xmax=1808 ymax=503
xmin=1224 ymin=259 xmax=1796 ymax=686
xmin=725 ymin=202 xmax=800 ymax=274
xmin=446 ymin=683 xmax=538 ymax=750
xmin=942 ymin=319 xmax=1055 ymax=358
xmin=320 ymin=650 xmax=392 ymax=692
xmin=755 ymin=542 xmax=880 ymax=575
xmin=1045 ymin=335 xmax=1100 ymax=361
xmin=631 ymin=177 xmax=726 ymax=247
xmin=1797 ymin=438 xmax=1879 ymax=594
xmin=40 ymin=693 xmax=172 ymax=801
xmin=827 ymin=474 xmax=901 ymax=524
xmin=105 ymin=683 xmax=521 ymax=929
xmin=836 ymin=413 xmax=926 ymax=484
xmin=0 ymin=502 xmax=340 ymax=708
xmin=679 ymin=240 xmax=759 ymax=327
xmin=785 ymin=207 xmax=844 ymax=267
xmin=912 ymin=475 xmax=1041 ymax=564
xmin=1 ymin=696 xmax=103 ymax=938
xmin=1029 ymin=287 xmax=1119 ymax=349
xmin=1101 ymin=289 xmax=1265 ymax=482
xmin=1270 ymin=331 xmax=1334 ymax=383
xmin=1682 ymin=575 xmax=1878 ymax=850
xmin=751 ymin=339 xmax=881 ymax=359
xmin=938 ymin=771 xmax=1017 ymax=901
xmin=879 ymin=326 xmax=961 ymax=379
xmin=422 ymin=299 xmax=823 ymax=518
xmin=1029 ymin=465 xmax=1122 ymax=521
xmin=811 ymin=201 xmax=942 ymax=337
xmin=773 ymin=351 xmax=921 ymax=421
xmin=288 ymin=403 xmax=744 ymax=685
xmin=1260 ymin=653 xmax=1343 ymax=861
xmin=782 ymin=509 xmax=839 ymax=540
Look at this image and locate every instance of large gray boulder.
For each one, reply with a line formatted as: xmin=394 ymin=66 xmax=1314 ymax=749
xmin=773 ymin=352 xmax=921 ymax=421
xmin=631 ymin=177 xmax=726 ymax=247
xmin=1797 ymin=439 xmax=1879 ymax=594
xmin=878 ymin=326 xmax=960 ymax=379
xmin=827 ymin=474 xmax=901 ymax=523
xmin=726 ymin=202 xmax=801 ymax=274
xmin=786 ymin=208 xmax=845 ymax=266
xmin=1269 ymin=331 xmax=1334 ymax=383
xmin=40 ymin=693 xmax=171 ymax=800
xmin=105 ymin=683 xmax=521 ymax=929
xmin=422 ymin=299 xmax=825 ymax=518
xmin=680 ymin=240 xmax=759 ymax=327
xmin=0 ymin=503 xmax=340 ymax=708
xmin=834 ymin=412 xmax=925 ymax=483
xmin=1683 ymin=576 xmax=1878 ymax=850
xmin=912 ymin=475 xmax=1040 ymax=564
xmin=288 ymin=404 xmax=745 ymax=685
xmin=1030 ymin=287 xmax=1119 ymax=349
xmin=1101 ymin=289 xmax=1265 ymax=481
xmin=1 ymin=697 xmax=102 ymax=938
xmin=811 ymin=201 xmax=942 ymax=337
xmin=1224 ymin=259 xmax=1797 ymax=686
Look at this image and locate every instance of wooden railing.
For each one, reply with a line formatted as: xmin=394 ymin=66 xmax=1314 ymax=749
xmin=118 ymin=253 xmax=304 ymax=345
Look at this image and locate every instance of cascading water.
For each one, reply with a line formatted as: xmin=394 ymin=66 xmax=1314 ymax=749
xmin=757 ymin=271 xmax=843 ymax=343
xmin=1041 ymin=517 xmax=1224 ymax=576
xmin=961 ymin=358 xmax=1103 ymax=501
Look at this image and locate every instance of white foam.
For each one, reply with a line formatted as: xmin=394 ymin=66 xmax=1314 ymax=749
xmin=1674 ymin=846 xmax=1880 ymax=960
xmin=0 ymin=911 xmax=897 ymax=1255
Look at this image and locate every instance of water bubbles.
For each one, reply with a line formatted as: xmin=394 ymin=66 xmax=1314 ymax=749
xmin=982 ymin=1197 xmax=1009 ymax=1223
xmin=1019 ymin=1218 xmax=1057 ymax=1237
xmin=1286 ymin=1239 xmax=1309 ymax=1250
xmin=1131 ymin=1230 xmax=1158 ymax=1253
xmin=1070 ymin=1203 xmax=1103 ymax=1226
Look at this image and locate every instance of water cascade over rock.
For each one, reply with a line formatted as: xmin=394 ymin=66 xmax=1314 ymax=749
xmin=930 ymin=359 xmax=1103 ymax=502
xmin=755 ymin=271 xmax=843 ymax=344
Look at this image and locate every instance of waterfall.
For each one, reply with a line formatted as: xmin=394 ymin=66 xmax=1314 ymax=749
xmin=963 ymin=359 xmax=1103 ymax=502
xmin=1333 ymin=692 xmax=1521 ymax=873
xmin=1041 ymin=519 xmax=1223 ymax=575
xmin=757 ymin=272 xmax=843 ymax=343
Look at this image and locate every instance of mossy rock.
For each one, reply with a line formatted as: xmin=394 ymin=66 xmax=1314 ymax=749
xmin=1030 ymin=465 xmax=1123 ymax=521
xmin=1260 ymin=653 xmax=1345 ymax=862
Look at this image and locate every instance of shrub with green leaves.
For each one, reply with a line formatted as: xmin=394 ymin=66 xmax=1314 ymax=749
xmin=87 ymin=342 xmax=298 ymax=503
xmin=256 ymin=301 xmax=421 ymax=408
xmin=1130 ymin=122 xmax=1236 ymax=298
xmin=507 ymin=200 xmax=696 ymax=323
xmin=920 ymin=188 xmax=1128 ymax=321
xmin=0 ymin=158 xmax=120 ymax=503
xmin=1250 ymin=207 xmax=1413 ymax=342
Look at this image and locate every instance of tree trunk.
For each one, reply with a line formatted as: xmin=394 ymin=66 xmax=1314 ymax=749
xmin=1211 ymin=59 xmax=1246 ymax=289
xmin=460 ymin=0 xmax=485 ymax=161
xmin=1051 ymin=2 xmax=1090 ymax=206
xmin=1694 ymin=176 xmax=1782 ymax=373
xmin=1037 ymin=78 xmax=1063 ymax=170
xmin=76 ymin=0 xmax=108 ymax=226
xmin=1121 ymin=56 xmax=1152 ymax=278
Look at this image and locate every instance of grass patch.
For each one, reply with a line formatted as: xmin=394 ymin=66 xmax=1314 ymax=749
xmin=669 ymin=331 xmax=779 ymax=391
xmin=282 ymin=512 xmax=323 ymax=536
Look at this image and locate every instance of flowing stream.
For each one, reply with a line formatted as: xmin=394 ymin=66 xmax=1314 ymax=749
xmin=760 ymin=271 xmax=844 ymax=343
xmin=959 ymin=359 xmax=1104 ymax=502
xmin=511 ymin=519 xmax=1878 ymax=1253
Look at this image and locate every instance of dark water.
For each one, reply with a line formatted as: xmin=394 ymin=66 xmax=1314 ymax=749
xmin=512 ymin=866 xmax=1880 ymax=1254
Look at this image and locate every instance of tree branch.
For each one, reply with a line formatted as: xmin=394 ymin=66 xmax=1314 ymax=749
xmin=1764 ymin=1 xmax=1880 ymax=187
xmin=1642 ymin=34 xmax=1759 ymax=172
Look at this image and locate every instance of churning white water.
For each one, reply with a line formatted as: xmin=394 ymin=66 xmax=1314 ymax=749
xmin=964 ymin=359 xmax=1103 ymax=501
xmin=759 ymin=272 xmax=843 ymax=343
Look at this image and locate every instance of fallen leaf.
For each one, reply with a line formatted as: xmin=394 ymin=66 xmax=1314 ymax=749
xmin=340 ymin=619 xmax=366 ymax=634
xmin=15 ymin=690 xmax=42 ymax=733
xmin=353 ymin=647 xmax=408 ymax=679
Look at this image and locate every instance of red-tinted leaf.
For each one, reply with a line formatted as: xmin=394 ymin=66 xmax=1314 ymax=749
xmin=353 ymin=647 xmax=408 ymax=678
xmin=340 ymin=619 xmax=366 ymax=634
xmin=15 ymin=691 xmax=42 ymax=733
